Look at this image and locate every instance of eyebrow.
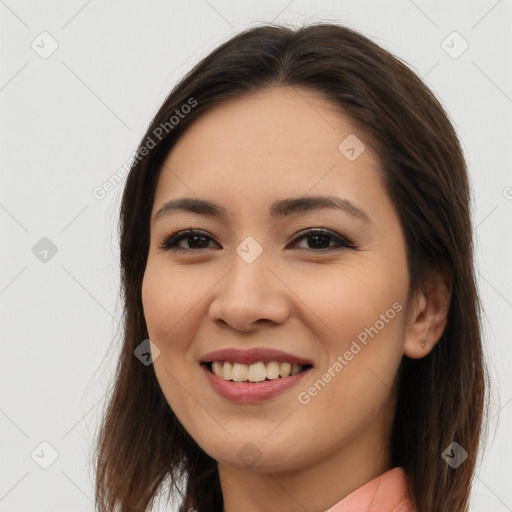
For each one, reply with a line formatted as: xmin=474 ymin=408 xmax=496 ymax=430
xmin=154 ymin=195 xmax=371 ymax=224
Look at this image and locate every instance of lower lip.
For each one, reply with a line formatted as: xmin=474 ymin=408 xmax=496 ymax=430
xmin=201 ymin=363 xmax=312 ymax=403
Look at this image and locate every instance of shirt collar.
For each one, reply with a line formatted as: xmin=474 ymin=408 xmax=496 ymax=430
xmin=324 ymin=467 xmax=415 ymax=512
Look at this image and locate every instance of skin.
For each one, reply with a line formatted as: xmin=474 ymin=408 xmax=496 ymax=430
xmin=141 ymin=86 xmax=452 ymax=512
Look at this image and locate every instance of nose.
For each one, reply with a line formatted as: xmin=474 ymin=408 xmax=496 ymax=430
xmin=208 ymin=251 xmax=291 ymax=332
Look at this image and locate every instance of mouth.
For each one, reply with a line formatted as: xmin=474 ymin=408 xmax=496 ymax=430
xmin=200 ymin=360 xmax=313 ymax=403
xmin=201 ymin=361 xmax=314 ymax=383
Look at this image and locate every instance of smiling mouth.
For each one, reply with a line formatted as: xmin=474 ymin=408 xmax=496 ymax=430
xmin=202 ymin=361 xmax=313 ymax=383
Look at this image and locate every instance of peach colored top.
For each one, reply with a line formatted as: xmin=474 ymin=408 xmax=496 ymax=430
xmin=324 ymin=467 xmax=416 ymax=512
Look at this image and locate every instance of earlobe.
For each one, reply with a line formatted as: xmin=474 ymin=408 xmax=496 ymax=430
xmin=403 ymin=267 xmax=453 ymax=360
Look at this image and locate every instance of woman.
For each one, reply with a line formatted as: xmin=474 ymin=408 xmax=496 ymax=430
xmin=94 ymin=23 xmax=489 ymax=512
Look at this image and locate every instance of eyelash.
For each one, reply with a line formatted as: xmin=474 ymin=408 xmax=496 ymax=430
xmin=158 ymin=227 xmax=356 ymax=252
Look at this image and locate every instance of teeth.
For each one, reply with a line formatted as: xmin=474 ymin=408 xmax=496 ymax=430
xmin=232 ymin=362 xmax=248 ymax=381
xmin=290 ymin=363 xmax=302 ymax=376
xmin=210 ymin=361 xmax=307 ymax=382
xmin=248 ymin=362 xmax=266 ymax=382
xmin=279 ymin=362 xmax=291 ymax=377
xmin=223 ymin=361 xmax=233 ymax=380
xmin=266 ymin=361 xmax=280 ymax=379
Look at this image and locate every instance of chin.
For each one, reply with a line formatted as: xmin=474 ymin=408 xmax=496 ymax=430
xmin=203 ymin=436 xmax=305 ymax=474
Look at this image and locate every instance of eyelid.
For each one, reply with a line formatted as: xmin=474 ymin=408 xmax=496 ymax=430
xmin=158 ymin=228 xmax=217 ymax=251
xmin=158 ymin=227 xmax=355 ymax=251
xmin=290 ymin=227 xmax=355 ymax=249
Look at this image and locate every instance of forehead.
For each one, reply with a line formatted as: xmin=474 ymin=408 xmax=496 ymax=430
xmin=166 ymin=86 xmax=375 ymax=162
xmin=153 ymin=86 xmax=386 ymax=220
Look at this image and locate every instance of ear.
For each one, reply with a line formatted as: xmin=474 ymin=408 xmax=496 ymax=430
xmin=403 ymin=265 xmax=453 ymax=359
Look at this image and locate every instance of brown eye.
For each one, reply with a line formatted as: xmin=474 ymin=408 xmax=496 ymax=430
xmin=290 ymin=228 xmax=354 ymax=251
xmin=159 ymin=228 xmax=355 ymax=252
xmin=159 ymin=230 xmax=220 ymax=251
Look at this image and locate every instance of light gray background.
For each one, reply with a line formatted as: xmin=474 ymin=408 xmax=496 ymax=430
xmin=1 ymin=1 xmax=511 ymax=511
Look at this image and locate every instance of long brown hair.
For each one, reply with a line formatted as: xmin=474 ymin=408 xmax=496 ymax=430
xmin=93 ymin=22 xmax=490 ymax=512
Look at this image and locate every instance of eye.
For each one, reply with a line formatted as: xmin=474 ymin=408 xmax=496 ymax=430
xmin=289 ymin=228 xmax=355 ymax=251
xmin=158 ymin=229 xmax=220 ymax=251
xmin=158 ymin=227 xmax=355 ymax=252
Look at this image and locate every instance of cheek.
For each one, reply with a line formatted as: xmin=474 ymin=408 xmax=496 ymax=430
xmin=141 ymin=262 xmax=201 ymax=345
xmin=290 ymin=263 xmax=406 ymax=406
xmin=141 ymin=263 xmax=204 ymax=422
xmin=141 ymin=261 xmax=218 ymax=400
xmin=289 ymin=262 xmax=405 ymax=348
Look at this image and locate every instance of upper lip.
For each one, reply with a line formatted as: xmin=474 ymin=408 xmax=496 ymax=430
xmin=200 ymin=347 xmax=314 ymax=366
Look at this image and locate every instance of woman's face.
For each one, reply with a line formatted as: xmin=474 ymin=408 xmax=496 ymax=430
xmin=142 ymin=86 xmax=417 ymax=474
